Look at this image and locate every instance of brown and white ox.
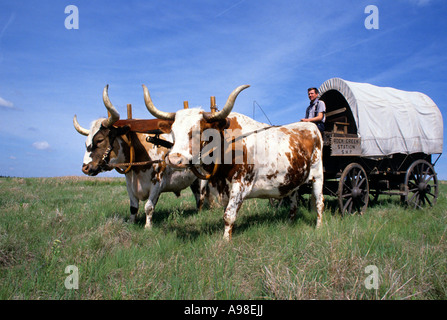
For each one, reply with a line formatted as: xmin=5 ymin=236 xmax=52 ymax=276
xmin=73 ymin=85 xmax=208 ymax=229
xmin=142 ymin=84 xmax=324 ymax=241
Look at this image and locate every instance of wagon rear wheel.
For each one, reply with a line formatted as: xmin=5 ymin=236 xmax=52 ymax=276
xmin=338 ymin=163 xmax=369 ymax=215
xmin=404 ymin=159 xmax=438 ymax=209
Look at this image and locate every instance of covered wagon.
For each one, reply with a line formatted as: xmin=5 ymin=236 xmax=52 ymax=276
xmin=314 ymin=78 xmax=443 ymax=214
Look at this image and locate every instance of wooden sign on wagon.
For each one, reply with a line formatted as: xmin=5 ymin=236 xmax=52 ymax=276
xmin=330 ymin=136 xmax=362 ymax=156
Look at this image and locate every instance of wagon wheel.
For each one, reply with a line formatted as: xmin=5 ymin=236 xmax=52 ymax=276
xmin=338 ymin=163 xmax=369 ymax=215
xmin=404 ymin=159 xmax=438 ymax=209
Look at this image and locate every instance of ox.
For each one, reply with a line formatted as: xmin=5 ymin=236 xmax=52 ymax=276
xmin=73 ymin=85 xmax=208 ymax=229
xmin=142 ymin=84 xmax=324 ymax=241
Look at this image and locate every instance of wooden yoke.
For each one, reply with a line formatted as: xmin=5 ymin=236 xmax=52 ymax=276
xmin=113 ymin=119 xmax=172 ymax=133
xmin=107 ymin=103 xmax=177 ymax=174
xmin=110 ymin=103 xmax=174 ymax=133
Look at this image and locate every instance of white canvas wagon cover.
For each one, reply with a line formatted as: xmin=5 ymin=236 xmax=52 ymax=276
xmin=319 ymin=78 xmax=443 ymax=157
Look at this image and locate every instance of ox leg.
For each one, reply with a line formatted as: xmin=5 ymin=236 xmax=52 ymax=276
xmin=130 ymin=206 xmax=138 ymax=224
xmin=190 ymin=179 xmax=204 ymax=211
xmin=288 ymin=192 xmax=299 ymax=221
xmin=223 ymin=188 xmax=245 ymax=241
xmin=191 ymin=180 xmax=212 ymax=211
xmin=125 ymin=174 xmax=139 ymax=224
xmin=223 ymin=206 xmax=238 ymax=241
xmin=127 ymin=191 xmax=139 ymax=224
xmin=311 ymin=178 xmax=324 ymax=228
xmin=144 ymin=190 xmax=161 ymax=230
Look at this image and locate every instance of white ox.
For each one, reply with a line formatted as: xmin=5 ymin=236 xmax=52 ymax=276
xmin=142 ymin=84 xmax=324 ymax=240
xmin=73 ymin=85 xmax=208 ymax=228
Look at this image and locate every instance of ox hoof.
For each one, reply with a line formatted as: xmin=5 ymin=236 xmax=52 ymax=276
xmin=223 ymin=227 xmax=233 ymax=241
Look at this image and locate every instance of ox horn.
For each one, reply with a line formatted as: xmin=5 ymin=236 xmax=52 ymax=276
xmin=102 ymin=84 xmax=120 ymax=127
xmin=142 ymin=84 xmax=176 ymax=120
xmin=203 ymin=85 xmax=250 ymax=122
xmin=73 ymin=115 xmax=90 ymax=136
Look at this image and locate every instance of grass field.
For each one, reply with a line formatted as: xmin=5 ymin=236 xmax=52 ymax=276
xmin=0 ymin=176 xmax=446 ymax=300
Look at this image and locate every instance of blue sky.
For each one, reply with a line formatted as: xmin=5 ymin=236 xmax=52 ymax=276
xmin=0 ymin=0 xmax=446 ymax=178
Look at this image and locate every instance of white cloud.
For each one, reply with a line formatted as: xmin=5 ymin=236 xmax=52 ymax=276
xmin=32 ymin=141 xmax=51 ymax=150
xmin=0 ymin=96 xmax=14 ymax=109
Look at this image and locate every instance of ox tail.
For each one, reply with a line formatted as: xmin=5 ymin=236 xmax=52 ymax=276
xmin=311 ymin=127 xmax=324 ymax=228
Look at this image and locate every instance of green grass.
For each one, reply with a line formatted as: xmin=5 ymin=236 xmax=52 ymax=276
xmin=1 ymin=176 xmax=446 ymax=299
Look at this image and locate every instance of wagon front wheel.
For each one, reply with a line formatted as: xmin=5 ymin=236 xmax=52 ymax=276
xmin=404 ymin=159 xmax=438 ymax=209
xmin=338 ymin=163 xmax=369 ymax=215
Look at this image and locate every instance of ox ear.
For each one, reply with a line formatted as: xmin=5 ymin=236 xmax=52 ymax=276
xmin=220 ymin=119 xmax=230 ymax=130
xmin=211 ymin=118 xmax=230 ymax=130
xmin=158 ymin=121 xmax=172 ymax=134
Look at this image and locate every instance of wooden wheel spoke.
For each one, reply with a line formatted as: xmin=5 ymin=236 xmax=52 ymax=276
xmin=426 ymin=191 xmax=436 ymax=198
xmin=421 ymin=165 xmax=430 ymax=182
xmin=358 ymin=177 xmax=367 ymax=188
xmin=408 ymin=189 xmax=419 ymax=202
xmin=424 ymin=194 xmax=433 ymax=207
xmin=343 ymin=198 xmax=353 ymax=213
xmin=343 ymin=181 xmax=353 ymax=191
xmin=423 ymin=173 xmax=436 ymax=184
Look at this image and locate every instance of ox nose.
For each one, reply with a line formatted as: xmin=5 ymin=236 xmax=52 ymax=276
xmin=82 ymin=163 xmax=99 ymax=176
xmin=167 ymin=153 xmax=189 ymax=169
xmin=82 ymin=163 xmax=91 ymax=175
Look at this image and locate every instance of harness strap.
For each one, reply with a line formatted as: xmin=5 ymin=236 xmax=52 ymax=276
xmin=187 ymin=126 xmax=278 ymax=180
xmin=113 ymin=133 xmax=135 ymax=174
xmin=111 ymin=159 xmax=163 ymax=171
xmin=114 ymin=144 xmax=134 ymax=174
xmin=189 ymin=163 xmax=220 ymax=180
xmin=113 ymin=133 xmax=167 ymax=174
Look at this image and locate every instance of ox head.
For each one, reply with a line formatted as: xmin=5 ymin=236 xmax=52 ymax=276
xmin=142 ymin=84 xmax=249 ymax=172
xmin=73 ymin=85 xmax=130 ymax=176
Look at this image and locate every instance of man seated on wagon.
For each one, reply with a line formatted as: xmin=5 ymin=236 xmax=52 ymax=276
xmin=301 ymin=87 xmax=326 ymax=133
